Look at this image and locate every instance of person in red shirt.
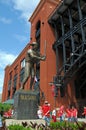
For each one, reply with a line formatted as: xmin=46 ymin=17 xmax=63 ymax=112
xmin=71 ymin=106 xmax=78 ymax=122
xmin=58 ymin=105 xmax=65 ymax=122
xmin=66 ymin=106 xmax=72 ymax=122
xmin=42 ymin=101 xmax=51 ymax=126
xmin=82 ymin=106 xmax=86 ymax=118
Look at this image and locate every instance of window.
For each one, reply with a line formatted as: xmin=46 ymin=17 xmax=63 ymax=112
xmin=21 ymin=59 xmax=25 ymax=68
xmin=20 ymin=68 xmax=25 ymax=83
xmin=13 ymin=74 xmax=18 ymax=89
xmin=8 ymin=80 xmax=11 ymax=91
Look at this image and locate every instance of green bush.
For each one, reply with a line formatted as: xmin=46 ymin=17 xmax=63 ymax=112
xmin=8 ymin=124 xmax=35 ymax=130
xmin=0 ymin=103 xmax=11 ymax=113
xmin=50 ymin=121 xmax=86 ymax=130
xmin=8 ymin=124 xmax=28 ymax=130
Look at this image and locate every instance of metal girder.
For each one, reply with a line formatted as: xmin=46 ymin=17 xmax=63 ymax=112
xmin=49 ymin=0 xmax=86 ymax=97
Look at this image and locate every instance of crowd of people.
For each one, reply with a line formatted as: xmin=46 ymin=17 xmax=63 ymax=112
xmin=37 ymin=100 xmax=86 ymax=126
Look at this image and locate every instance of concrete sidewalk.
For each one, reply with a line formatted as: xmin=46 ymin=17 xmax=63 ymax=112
xmin=56 ymin=118 xmax=86 ymax=123
xmin=5 ymin=119 xmax=45 ymax=126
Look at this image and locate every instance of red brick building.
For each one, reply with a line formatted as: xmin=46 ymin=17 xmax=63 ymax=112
xmin=2 ymin=0 xmax=86 ymax=116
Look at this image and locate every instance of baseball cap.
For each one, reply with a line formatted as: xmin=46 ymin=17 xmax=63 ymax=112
xmin=30 ymin=42 xmax=38 ymax=46
xmin=44 ymin=101 xmax=48 ymax=104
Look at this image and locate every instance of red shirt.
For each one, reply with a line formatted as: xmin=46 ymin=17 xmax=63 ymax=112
xmin=42 ymin=104 xmax=50 ymax=117
xmin=58 ymin=105 xmax=64 ymax=117
xmin=66 ymin=108 xmax=71 ymax=117
xmin=71 ymin=108 xmax=78 ymax=117
xmin=84 ymin=107 xmax=86 ymax=115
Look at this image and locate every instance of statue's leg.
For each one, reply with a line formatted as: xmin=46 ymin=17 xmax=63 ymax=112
xmin=30 ymin=77 xmax=34 ymax=90
xmin=20 ymin=62 xmax=31 ymax=89
xmin=30 ymin=64 xmax=35 ymax=90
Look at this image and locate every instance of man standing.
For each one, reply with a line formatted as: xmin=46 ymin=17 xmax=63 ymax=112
xmin=42 ymin=101 xmax=51 ymax=126
xmin=20 ymin=42 xmax=46 ymax=90
xmin=71 ymin=106 xmax=78 ymax=122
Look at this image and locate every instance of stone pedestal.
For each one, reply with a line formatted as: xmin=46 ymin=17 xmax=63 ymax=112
xmin=14 ymin=90 xmax=39 ymax=119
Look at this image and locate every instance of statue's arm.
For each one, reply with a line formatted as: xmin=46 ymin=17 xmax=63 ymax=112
xmin=28 ymin=50 xmax=46 ymax=61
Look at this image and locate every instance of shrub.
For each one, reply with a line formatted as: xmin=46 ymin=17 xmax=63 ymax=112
xmin=0 ymin=103 xmax=11 ymax=116
xmin=50 ymin=121 xmax=86 ymax=130
xmin=8 ymin=124 xmax=28 ymax=130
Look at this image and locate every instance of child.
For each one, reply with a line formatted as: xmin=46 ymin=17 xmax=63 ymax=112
xmin=37 ymin=106 xmax=43 ymax=119
xmin=52 ymin=107 xmax=57 ymax=122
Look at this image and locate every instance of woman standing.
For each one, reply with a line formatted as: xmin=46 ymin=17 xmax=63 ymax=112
xmin=37 ymin=106 xmax=43 ymax=119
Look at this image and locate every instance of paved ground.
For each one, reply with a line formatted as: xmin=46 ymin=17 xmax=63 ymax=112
xmin=5 ymin=119 xmax=45 ymax=126
xmin=5 ymin=118 xmax=86 ymax=126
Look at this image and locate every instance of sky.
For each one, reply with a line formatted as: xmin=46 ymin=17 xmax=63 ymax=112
xmin=0 ymin=0 xmax=40 ymax=93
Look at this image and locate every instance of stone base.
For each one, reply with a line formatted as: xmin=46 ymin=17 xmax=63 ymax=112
xmin=14 ymin=90 xmax=39 ymax=119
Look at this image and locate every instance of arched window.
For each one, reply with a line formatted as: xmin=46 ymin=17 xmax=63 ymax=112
xmin=35 ymin=20 xmax=41 ymax=44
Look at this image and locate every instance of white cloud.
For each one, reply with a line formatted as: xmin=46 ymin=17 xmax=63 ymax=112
xmin=0 ymin=17 xmax=12 ymax=24
xmin=0 ymin=0 xmax=40 ymax=23
xmin=0 ymin=50 xmax=17 ymax=93
xmin=12 ymin=0 xmax=40 ymax=21
xmin=0 ymin=50 xmax=17 ymax=68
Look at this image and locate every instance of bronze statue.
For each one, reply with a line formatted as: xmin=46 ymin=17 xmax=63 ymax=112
xmin=20 ymin=42 xmax=46 ymax=90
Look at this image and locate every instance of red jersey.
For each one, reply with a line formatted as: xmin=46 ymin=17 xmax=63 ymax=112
xmin=42 ymin=105 xmax=50 ymax=117
xmin=71 ymin=108 xmax=78 ymax=118
xmin=58 ymin=106 xmax=64 ymax=117
xmin=66 ymin=108 xmax=71 ymax=117
xmin=83 ymin=107 xmax=86 ymax=115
